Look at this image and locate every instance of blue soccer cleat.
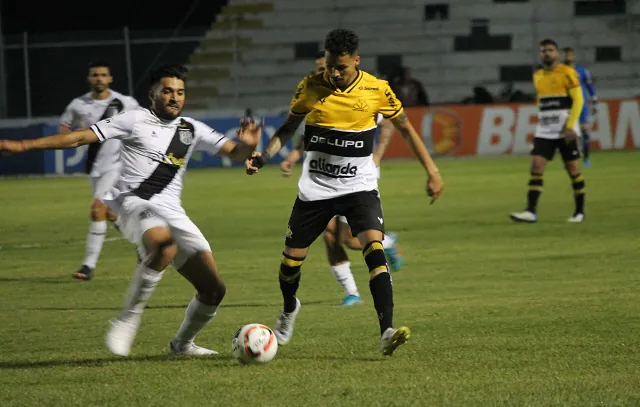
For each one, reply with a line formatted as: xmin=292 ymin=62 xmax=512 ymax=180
xmin=383 ymin=232 xmax=404 ymax=272
xmin=341 ymin=294 xmax=363 ymax=306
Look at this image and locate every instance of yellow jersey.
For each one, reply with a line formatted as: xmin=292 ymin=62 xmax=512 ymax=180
xmin=533 ymin=63 xmax=581 ymax=139
xmin=288 ymin=69 xmax=404 ymax=201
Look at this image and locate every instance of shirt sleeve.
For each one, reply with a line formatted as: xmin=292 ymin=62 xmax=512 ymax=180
xmin=124 ymin=96 xmax=140 ymax=111
xmin=289 ymin=77 xmax=311 ymax=116
xmin=60 ymin=100 xmax=77 ymax=128
xmin=193 ymin=120 xmax=230 ymax=156
xmin=564 ymin=67 xmax=581 ymax=90
xmin=378 ymin=81 xmax=404 ymax=119
xmin=90 ymin=110 xmax=137 ymax=143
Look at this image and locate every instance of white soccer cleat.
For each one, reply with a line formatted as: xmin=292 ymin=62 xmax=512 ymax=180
xmin=105 ymin=315 xmax=141 ymax=357
xmin=510 ymin=210 xmax=538 ymax=223
xmin=274 ymin=297 xmax=301 ymax=345
xmin=567 ymin=213 xmax=585 ymax=223
xmin=380 ymin=326 xmax=411 ymax=356
xmin=168 ymin=340 xmax=219 ymax=356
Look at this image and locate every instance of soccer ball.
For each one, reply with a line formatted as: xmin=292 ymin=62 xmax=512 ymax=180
xmin=231 ymin=323 xmax=278 ymax=365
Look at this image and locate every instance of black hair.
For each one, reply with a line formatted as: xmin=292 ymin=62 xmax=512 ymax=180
xmin=149 ymin=64 xmax=188 ymax=87
xmin=315 ymin=51 xmax=326 ymax=59
xmin=539 ymin=38 xmax=558 ymax=49
xmin=324 ymin=29 xmax=359 ymax=55
xmin=88 ymin=60 xmax=111 ymax=71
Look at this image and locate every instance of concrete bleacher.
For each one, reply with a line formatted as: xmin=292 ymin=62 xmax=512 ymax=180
xmin=185 ymin=0 xmax=640 ymax=113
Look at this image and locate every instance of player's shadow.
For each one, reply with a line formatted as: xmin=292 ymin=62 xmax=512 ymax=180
xmin=0 ymin=354 xmax=235 ymax=370
xmin=27 ymin=300 xmax=332 ymax=312
xmin=0 ymin=276 xmax=71 ymax=284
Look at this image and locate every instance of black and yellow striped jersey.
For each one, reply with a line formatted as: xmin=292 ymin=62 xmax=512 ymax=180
xmin=533 ymin=63 xmax=581 ymax=139
xmin=287 ymin=69 xmax=403 ymax=201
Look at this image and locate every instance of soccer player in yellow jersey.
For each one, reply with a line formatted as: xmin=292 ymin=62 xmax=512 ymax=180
xmin=510 ymin=38 xmax=586 ymax=224
xmin=245 ymin=29 xmax=443 ymax=355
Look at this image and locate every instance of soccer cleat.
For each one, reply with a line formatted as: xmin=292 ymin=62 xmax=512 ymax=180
xmin=105 ymin=315 xmax=141 ymax=357
xmin=510 ymin=211 xmax=538 ymax=223
xmin=73 ymin=265 xmax=93 ymax=281
xmin=567 ymin=213 xmax=585 ymax=223
xmin=274 ymin=297 xmax=301 ymax=345
xmin=380 ymin=326 xmax=411 ymax=356
xmin=168 ymin=340 xmax=218 ymax=356
xmin=383 ymin=232 xmax=404 ymax=272
xmin=583 ymin=158 xmax=591 ymax=169
xmin=341 ymin=294 xmax=363 ymax=306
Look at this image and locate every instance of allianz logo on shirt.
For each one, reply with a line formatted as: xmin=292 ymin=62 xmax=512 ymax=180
xmin=309 ymin=157 xmax=358 ymax=177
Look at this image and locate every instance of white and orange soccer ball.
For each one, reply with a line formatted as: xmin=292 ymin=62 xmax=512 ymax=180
xmin=231 ymin=323 xmax=278 ymax=365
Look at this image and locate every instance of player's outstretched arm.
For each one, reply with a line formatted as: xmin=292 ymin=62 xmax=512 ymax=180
xmin=390 ymin=110 xmax=444 ymax=203
xmin=218 ymin=118 xmax=263 ymax=162
xmin=0 ymin=128 xmax=99 ymax=155
xmin=246 ymin=114 xmax=305 ymax=175
xmin=373 ymin=119 xmax=395 ymax=166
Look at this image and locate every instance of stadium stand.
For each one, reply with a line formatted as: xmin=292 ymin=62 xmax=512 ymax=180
xmin=185 ymin=0 xmax=640 ymax=112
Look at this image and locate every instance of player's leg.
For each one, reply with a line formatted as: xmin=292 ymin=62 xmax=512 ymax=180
xmin=561 ymin=140 xmax=586 ymax=222
xmin=579 ymin=106 xmax=592 ymax=168
xmin=73 ymin=198 xmax=109 ymax=280
xmin=106 ymin=204 xmax=176 ymax=356
xmin=323 ymin=217 xmax=361 ymax=305
xmin=342 ymin=190 xmax=410 ymax=355
xmin=510 ymin=138 xmax=551 ymax=223
xmin=275 ymin=198 xmax=336 ymax=345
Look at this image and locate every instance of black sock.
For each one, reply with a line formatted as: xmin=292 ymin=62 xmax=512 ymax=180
xmin=571 ymin=173 xmax=585 ymax=215
xmin=279 ymin=252 xmax=304 ymax=313
xmin=527 ymin=173 xmax=543 ymax=213
xmin=363 ymin=241 xmax=394 ymax=335
xmin=582 ymin=131 xmax=590 ymax=160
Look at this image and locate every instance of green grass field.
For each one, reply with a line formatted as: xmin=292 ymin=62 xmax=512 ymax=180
xmin=0 ymin=151 xmax=639 ymax=406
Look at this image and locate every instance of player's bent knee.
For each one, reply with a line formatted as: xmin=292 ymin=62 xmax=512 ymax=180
xmin=280 ymin=251 xmax=306 ymax=282
xmin=90 ymin=199 xmax=108 ymax=221
xmin=199 ymin=280 xmax=226 ymax=305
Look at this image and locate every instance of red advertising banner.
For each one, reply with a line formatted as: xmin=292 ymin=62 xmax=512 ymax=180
xmin=385 ymin=98 xmax=640 ymax=158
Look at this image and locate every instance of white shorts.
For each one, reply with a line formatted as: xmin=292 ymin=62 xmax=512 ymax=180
xmin=336 ymin=166 xmax=381 ymax=225
xmin=114 ymin=195 xmax=211 ymax=269
xmin=90 ymin=169 xmax=120 ymax=200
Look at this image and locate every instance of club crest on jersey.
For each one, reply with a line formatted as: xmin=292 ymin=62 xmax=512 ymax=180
xmin=179 ymin=128 xmax=193 ymax=145
xmin=352 ymin=99 xmax=369 ymax=112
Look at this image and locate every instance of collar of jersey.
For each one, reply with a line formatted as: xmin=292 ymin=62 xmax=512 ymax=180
xmin=326 ymin=69 xmax=363 ymax=93
xmin=148 ymin=108 xmax=181 ymax=125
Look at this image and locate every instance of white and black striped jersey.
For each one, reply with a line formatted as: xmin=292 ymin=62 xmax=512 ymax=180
xmin=89 ymin=108 xmax=229 ymax=209
xmin=61 ymin=90 xmax=139 ymax=176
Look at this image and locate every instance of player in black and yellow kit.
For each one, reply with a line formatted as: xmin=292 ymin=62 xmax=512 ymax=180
xmin=510 ymin=38 xmax=586 ymax=224
xmin=245 ymin=29 xmax=444 ymax=355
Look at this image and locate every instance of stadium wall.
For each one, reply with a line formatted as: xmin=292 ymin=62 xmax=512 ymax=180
xmin=1 ymin=97 xmax=639 ymax=176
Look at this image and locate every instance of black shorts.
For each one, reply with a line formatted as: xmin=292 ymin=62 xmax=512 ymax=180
xmin=285 ymin=190 xmax=385 ymax=249
xmin=531 ymin=137 xmax=581 ymax=162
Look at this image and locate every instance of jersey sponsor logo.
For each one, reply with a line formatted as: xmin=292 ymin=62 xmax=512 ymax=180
xmin=385 ymin=89 xmax=398 ymax=109
xmin=293 ymin=83 xmax=304 ymax=101
xmin=309 ymin=135 xmax=364 ymax=149
xmin=359 ymin=86 xmax=379 ymax=91
xmin=352 ymin=99 xmax=369 ymax=112
xmin=304 ymin=126 xmax=375 ymax=157
xmin=309 ymin=157 xmax=358 ymax=178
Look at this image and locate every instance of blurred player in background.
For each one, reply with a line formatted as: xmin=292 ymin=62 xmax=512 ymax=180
xmin=1 ymin=64 xmax=262 ymax=357
xmin=563 ymin=47 xmax=598 ymax=168
xmin=510 ymin=39 xmax=585 ymax=224
xmin=247 ymin=29 xmax=443 ymax=355
xmin=280 ymin=53 xmax=404 ymax=307
xmin=60 ymin=60 xmax=139 ymax=281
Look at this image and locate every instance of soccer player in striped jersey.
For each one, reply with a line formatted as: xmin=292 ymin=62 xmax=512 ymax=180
xmin=510 ymin=39 xmax=586 ymax=224
xmin=0 ymin=64 xmax=262 ymax=357
xmin=246 ymin=29 xmax=443 ymax=355
xmin=280 ymin=54 xmax=404 ymax=307
xmin=60 ymin=60 xmax=139 ymax=281
xmin=563 ymin=47 xmax=598 ymax=168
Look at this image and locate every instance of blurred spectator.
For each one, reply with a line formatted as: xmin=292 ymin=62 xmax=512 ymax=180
xmin=498 ymin=82 xmax=533 ymax=103
xmin=462 ymin=86 xmax=494 ymax=104
xmin=393 ymin=67 xmax=429 ymax=107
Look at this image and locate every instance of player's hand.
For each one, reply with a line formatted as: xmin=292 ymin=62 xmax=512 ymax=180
xmin=426 ymin=171 xmax=443 ymax=204
xmin=0 ymin=140 xmax=26 ymax=156
xmin=237 ymin=117 xmax=262 ymax=147
xmin=245 ymin=151 xmax=265 ymax=175
xmin=280 ymin=160 xmax=294 ymax=177
xmin=562 ymin=127 xmax=578 ymax=142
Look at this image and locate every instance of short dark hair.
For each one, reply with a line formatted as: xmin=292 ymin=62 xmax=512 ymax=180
xmin=324 ymin=29 xmax=359 ymax=55
xmin=562 ymin=47 xmax=574 ymax=53
xmin=315 ymin=51 xmax=326 ymax=59
xmin=88 ymin=60 xmax=111 ymax=71
xmin=539 ymin=38 xmax=558 ymax=48
xmin=149 ymin=64 xmax=188 ymax=87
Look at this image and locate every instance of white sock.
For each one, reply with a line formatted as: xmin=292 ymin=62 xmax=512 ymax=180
xmin=382 ymin=234 xmax=396 ymax=250
xmin=330 ymin=262 xmax=359 ymax=297
xmin=172 ymin=296 xmax=218 ymax=348
xmin=82 ymin=221 xmax=107 ymax=269
xmin=118 ymin=263 xmax=164 ymax=321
